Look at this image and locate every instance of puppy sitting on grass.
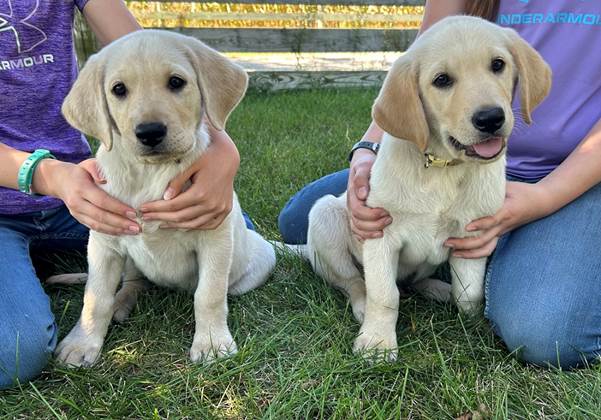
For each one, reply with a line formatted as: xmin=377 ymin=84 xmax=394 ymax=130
xmin=301 ymin=16 xmax=551 ymax=361
xmin=55 ymin=30 xmax=275 ymax=367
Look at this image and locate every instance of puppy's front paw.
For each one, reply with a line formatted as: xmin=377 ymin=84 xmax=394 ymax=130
xmin=55 ymin=326 xmax=103 ymax=367
xmin=353 ymin=329 xmax=398 ymax=362
xmin=189 ymin=330 xmax=237 ymax=363
xmin=350 ymin=297 xmax=366 ymax=324
xmin=455 ymin=299 xmax=483 ymax=316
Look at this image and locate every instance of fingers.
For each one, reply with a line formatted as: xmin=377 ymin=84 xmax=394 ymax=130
xmin=142 ymin=195 xmax=232 ymax=225
xmin=445 ymin=215 xmax=502 ymax=259
xmin=82 ymin=187 xmax=137 ymax=221
xmin=140 ymin=188 xmax=199 ymax=213
xmin=73 ymin=200 xmax=140 ymax=235
xmin=347 ymin=176 xmax=391 ymax=239
xmin=162 ymin=165 xmax=197 ymax=201
xmin=451 ymin=237 xmax=498 ymax=259
xmin=350 ymin=206 xmax=392 ymax=239
xmin=465 ymin=215 xmax=499 ymax=232
xmin=349 ymin=193 xmax=389 ymax=221
xmin=352 ymin=165 xmax=371 ymax=201
xmin=346 ymin=157 xmax=391 ymax=240
xmin=65 ymin=185 xmax=140 ymax=235
xmin=445 ymin=225 xmax=501 ymax=251
xmin=58 ymin=165 xmax=138 ymax=236
xmin=142 ymin=205 xmax=202 ymax=223
xmin=160 ymin=211 xmax=228 ymax=231
xmin=350 ymin=218 xmax=389 ymax=240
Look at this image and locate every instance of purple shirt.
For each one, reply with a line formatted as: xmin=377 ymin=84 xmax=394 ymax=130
xmin=0 ymin=0 xmax=91 ymax=215
xmin=497 ymin=0 xmax=601 ymax=181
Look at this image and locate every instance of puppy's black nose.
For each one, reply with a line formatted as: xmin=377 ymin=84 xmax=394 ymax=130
xmin=472 ymin=107 xmax=505 ymax=134
xmin=135 ymin=122 xmax=167 ymax=147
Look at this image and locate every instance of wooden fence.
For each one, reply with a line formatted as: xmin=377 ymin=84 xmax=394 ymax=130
xmin=75 ymin=0 xmax=425 ymax=90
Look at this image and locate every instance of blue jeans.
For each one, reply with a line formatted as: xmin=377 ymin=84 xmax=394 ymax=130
xmin=278 ymin=170 xmax=601 ymax=368
xmin=0 ymin=206 xmax=88 ymax=389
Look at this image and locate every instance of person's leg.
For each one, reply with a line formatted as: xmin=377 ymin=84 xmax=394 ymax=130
xmin=278 ymin=169 xmax=349 ymax=244
xmin=0 ymin=221 xmax=57 ymax=389
xmin=29 ymin=206 xmax=89 ymax=252
xmin=0 ymin=206 xmax=89 ymax=388
xmin=485 ymin=182 xmax=601 ymax=368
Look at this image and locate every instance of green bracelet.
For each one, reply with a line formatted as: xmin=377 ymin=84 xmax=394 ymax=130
xmin=18 ymin=149 xmax=56 ymax=195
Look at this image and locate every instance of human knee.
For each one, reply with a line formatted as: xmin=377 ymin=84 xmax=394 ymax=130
xmin=0 ymin=317 xmax=57 ymax=389
xmin=278 ymin=197 xmax=308 ymax=245
xmin=489 ymin=309 xmax=596 ymax=369
xmin=279 ymin=169 xmax=350 ymax=245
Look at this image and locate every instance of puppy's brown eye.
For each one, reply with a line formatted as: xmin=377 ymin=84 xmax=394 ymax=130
xmin=168 ymin=76 xmax=186 ymax=91
xmin=433 ymin=73 xmax=453 ymax=88
xmin=491 ymin=58 xmax=505 ymax=73
xmin=112 ymin=82 xmax=127 ymax=98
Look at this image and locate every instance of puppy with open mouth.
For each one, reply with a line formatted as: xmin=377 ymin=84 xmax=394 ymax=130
xmin=54 ymin=30 xmax=276 ymax=367
xmin=301 ymin=16 xmax=551 ymax=361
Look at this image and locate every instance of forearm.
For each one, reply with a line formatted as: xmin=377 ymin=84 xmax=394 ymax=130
xmin=351 ymin=121 xmax=385 ymax=164
xmin=83 ymin=0 xmax=142 ymax=46
xmin=0 ymin=143 xmax=70 ymax=197
xmin=420 ymin=0 xmax=467 ymax=35
xmin=0 ymin=143 xmax=33 ymax=190
xmin=537 ymin=119 xmax=601 ymax=214
xmin=206 ymin=126 xmax=241 ymax=176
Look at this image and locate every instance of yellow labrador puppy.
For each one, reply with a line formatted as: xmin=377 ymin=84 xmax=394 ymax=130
xmin=55 ymin=30 xmax=276 ymax=366
xmin=303 ymin=16 xmax=551 ymax=360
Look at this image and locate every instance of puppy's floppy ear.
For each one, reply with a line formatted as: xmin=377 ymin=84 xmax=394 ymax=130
xmin=372 ymin=54 xmax=429 ymax=152
xmin=182 ymin=37 xmax=248 ymax=131
xmin=62 ymin=52 xmax=114 ymax=151
xmin=505 ymin=28 xmax=552 ymax=124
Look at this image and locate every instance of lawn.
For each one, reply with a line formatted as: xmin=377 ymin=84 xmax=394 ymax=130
xmin=1 ymin=88 xmax=600 ymax=418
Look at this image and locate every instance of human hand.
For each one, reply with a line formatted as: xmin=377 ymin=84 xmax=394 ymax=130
xmin=347 ymin=149 xmax=392 ymax=240
xmin=38 ymin=158 xmax=140 ymax=235
xmin=445 ymin=181 xmax=553 ymax=258
xmin=140 ymin=136 xmax=240 ymax=230
xmin=79 ymin=158 xmax=106 ymax=184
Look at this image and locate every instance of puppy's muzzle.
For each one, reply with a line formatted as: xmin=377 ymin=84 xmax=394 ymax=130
xmin=471 ymin=107 xmax=505 ymax=134
xmin=135 ymin=122 xmax=167 ymax=148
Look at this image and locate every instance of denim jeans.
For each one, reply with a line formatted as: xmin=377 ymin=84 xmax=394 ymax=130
xmin=278 ymin=169 xmax=601 ymax=368
xmin=0 ymin=206 xmax=88 ymax=389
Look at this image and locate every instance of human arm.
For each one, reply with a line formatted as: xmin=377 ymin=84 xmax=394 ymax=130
xmin=82 ymin=0 xmax=142 ymax=46
xmin=139 ymin=125 xmax=241 ymax=230
xmin=347 ymin=122 xmax=390 ymax=240
xmin=348 ymin=0 xmax=467 ymax=239
xmin=446 ymin=118 xmax=601 ymax=258
xmin=0 ymin=143 xmax=140 ymax=235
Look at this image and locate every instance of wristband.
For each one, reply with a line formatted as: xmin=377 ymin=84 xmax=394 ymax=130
xmin=18 ymin=149 xmax=56 ymax=195
xmin=348 ymin=141 xmax=380 ymax=162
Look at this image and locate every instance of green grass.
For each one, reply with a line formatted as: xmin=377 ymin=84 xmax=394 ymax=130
xmin=2 ymin=88 xmax=601 ymax=419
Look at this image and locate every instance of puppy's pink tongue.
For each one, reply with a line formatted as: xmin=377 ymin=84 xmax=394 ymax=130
xmin=471 ymin=137 xmax=504 ymax=158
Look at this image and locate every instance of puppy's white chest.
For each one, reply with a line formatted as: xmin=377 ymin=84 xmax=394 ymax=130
xmin=388 ymin=212 xmax=456 ymax=266
xmin=121 ymin=231 xmax=198 ymax=291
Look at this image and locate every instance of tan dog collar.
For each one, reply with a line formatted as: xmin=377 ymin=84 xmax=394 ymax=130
xmin=424 ymin=153 xmax=464 ymax=169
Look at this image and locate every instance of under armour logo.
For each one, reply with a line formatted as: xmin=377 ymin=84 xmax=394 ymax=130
xmin=0 ymin=0 xmax=47 ymax=54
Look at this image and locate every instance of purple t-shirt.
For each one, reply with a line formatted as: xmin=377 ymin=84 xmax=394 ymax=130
xmin=497 ymin=0 xmax=601 ymax=181
xmin=0 ymin=0 xmax=91 ymax=215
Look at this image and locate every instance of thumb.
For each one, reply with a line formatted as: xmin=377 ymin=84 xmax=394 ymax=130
xmin=164 ymin=167 xmax=195 ymax=200
xmin=80 ymin=159 xmax=106 ymax=184
xmin=353 ymin=167 xmax=371 ymax=201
